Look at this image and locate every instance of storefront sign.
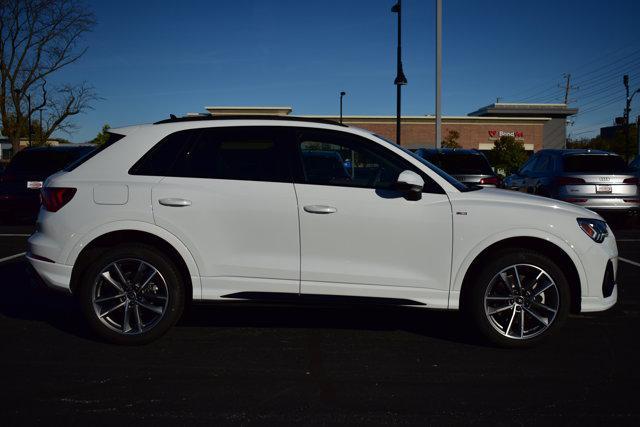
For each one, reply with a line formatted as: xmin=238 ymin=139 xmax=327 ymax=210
xmin=488 ymin=130 xmax=524 ymax=141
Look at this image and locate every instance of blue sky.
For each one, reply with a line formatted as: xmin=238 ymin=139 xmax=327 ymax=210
xmin=54 ymin=0 xmax=640 ymax=142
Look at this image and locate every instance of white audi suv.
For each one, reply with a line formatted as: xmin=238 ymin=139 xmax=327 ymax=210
xmin=27 ymin=116 xmax=618 ymax=346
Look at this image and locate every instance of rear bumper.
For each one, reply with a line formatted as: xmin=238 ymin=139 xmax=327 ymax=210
xmin=26 ymin=254 xmax=72 ymax=294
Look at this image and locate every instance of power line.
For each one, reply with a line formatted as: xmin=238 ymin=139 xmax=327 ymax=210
xmin=571 ymin=49 xmax=640 ymax=84
xmin=503 ymin=45 xmax=639 ymax=101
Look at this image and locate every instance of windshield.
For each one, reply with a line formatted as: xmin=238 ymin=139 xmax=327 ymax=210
xmin=563 ymin=154 xmax=630 ymax=174
xmin=372 ymin=134 xmax=474 ymax=192
xmin=6 ymin=148 xmax=93 ymax=176
xmin=423 ymin=152 xmax=494 ymax=175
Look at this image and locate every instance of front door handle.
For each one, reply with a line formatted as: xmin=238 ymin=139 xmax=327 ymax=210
xmin=159 ymin=198 xmax=192 ymax=207
xmin=304 ymin=205 xmax=337 ymax=214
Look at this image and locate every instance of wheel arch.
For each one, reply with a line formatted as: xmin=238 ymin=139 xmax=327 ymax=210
xmin=455 ymin=234 xmax=584 ymax=314
xmin=68 ymin=222 xmax=201 ymax=301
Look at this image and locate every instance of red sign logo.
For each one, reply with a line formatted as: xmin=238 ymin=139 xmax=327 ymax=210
xmin=488 ymin=130 xmax=497 ymax=137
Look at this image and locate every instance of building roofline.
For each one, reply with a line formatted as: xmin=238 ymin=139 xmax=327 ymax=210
xmin=304 ymin=115 xmax=550 ymax=122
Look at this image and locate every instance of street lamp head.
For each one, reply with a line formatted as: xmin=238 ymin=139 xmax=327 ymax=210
xmin=624 ymin=74 xmax=629 ymax=86
xmin=394 ymin=64 xmax=408 ymax=85
xmin=391 ymin=2 xmax=400 ymax=13
xmin=340 ymin=91 xmax=346 ymax=97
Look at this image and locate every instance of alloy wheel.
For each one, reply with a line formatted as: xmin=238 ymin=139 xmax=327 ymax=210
xmin=92 ymin=258 xmax=169 ymax=335
xmin=484 ymin=264 xmax=560 ymax=340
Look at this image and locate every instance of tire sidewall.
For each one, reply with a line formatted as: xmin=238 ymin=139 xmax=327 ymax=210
xmin=78 ymin=244 xmax=185 ymax=345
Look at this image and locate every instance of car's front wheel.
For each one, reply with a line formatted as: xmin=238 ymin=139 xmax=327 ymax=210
xmin=78 ymin=244 xmax=185 ymax=345
xmin=467 ymin=249 xmax=570 ymax=348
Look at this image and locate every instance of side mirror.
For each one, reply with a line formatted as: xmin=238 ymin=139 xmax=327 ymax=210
xmin=395 ymin=170 xmax=424 ymax=200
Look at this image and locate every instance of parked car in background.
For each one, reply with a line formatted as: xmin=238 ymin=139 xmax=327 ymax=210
xmin=504 ymin=149 xmax=639 ymax=212
xmin=27 ymin=116 xmax=617 ymax=347
xmin=414 ymin=148 xmax=501 ymax=187
xmin=630 ymin=156 xmax=640 ymax=177
xmin=0 ymin=144 xmax=95 ymax=223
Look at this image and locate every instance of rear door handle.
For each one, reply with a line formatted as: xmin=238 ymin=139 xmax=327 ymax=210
xmin=304 ymin=205 xmax=337 ymax=214
xmin=159 ymin=198 xmax=192 ymax=207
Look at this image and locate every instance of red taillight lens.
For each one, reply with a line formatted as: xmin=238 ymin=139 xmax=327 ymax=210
xmin=623 ymin=177 xmax=639 ymax=185
xmin=479 ymin=176 xmax=499 ymax=185
xmin=555 ymin=177 xmax=585 ymax=186
xmin=40 ymin=187 xmax=76 ymax=212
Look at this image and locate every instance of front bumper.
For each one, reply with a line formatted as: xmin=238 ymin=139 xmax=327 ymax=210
xmin=26 ymin=254 xmax=72 ymax=294
xmin=581 ymin=284 xmax=617 ymax=312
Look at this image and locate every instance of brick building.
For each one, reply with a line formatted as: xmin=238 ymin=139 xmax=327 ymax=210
xmin=205 ymin=103 xmax=577 ymax=153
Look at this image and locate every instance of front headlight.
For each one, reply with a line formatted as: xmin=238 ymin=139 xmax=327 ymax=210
xmin=577 ymin=218 xmax=608 ymax=243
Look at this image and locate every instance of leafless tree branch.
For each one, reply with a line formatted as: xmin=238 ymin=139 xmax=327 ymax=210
xmin=0 ymin=0 xmax=96 ymax=150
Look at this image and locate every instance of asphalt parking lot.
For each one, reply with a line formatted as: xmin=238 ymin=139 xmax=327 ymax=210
xmin=1 ymin=221 xmax=639 ymax=425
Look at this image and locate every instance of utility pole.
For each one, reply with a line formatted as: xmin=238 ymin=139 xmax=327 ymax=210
xmin=435 ymin=0 xmax=442 ymax=148
xmin=563 ymin=73 xmax=571 ymax=104
xmin=339 ymin=91 xmax=346 ymax=124
xmin=392 ymin=1 xmax=407 ymax=145
xmin=624 ymin=75 xmax=631 ymax=162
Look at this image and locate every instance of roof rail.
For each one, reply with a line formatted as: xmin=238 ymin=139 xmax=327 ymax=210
xmin=153 ymin=114 xmax=347 ymax=127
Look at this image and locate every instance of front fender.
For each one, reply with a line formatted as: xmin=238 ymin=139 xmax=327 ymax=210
xmin=449 ymin=227 xmax=588 ymax=309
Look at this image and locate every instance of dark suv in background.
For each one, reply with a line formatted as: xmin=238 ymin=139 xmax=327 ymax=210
xmin=504 ymin=149 xmax=639 ymax=212
xmin=414 ymin=148 xmax=501 ymax=187
xmin=0 ymin=144 xmax=95 ymax=224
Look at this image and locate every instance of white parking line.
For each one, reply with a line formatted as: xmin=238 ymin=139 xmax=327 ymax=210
xmin=0 ymin=252 xmax=26 ymax=264
xmin=0 ymin=234 xmax=31 ymax=237
xmin=619 ymin=257 xmax=640 ymax=268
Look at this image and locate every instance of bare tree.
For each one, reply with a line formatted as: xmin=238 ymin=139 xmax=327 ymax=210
xmin=0 ymin=0 xmax=96 ymax=152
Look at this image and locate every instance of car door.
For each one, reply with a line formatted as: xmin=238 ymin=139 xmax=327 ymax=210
xmin=289 ymin=128 xmax=453 ymax=307
xmin=144 ymin=126 xmax=300 ymax=299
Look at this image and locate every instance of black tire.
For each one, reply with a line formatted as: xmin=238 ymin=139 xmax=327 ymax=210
xmin=465 ymin=249 xmax=570 ymax=348
xmin=78 ymin=244 xmax=185 ymax=345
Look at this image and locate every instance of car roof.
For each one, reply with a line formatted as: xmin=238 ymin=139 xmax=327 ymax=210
xmin=537 ymin=149 xmax=617 ymax=157
xmin=20 ymin=144 xmax=95 ymax=153
xmin=416 ymin=148 xmax=482 ymax=155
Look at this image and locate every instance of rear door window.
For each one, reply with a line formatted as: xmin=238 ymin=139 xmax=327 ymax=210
xmin=562 ymin=155 xmax=629 ymax=174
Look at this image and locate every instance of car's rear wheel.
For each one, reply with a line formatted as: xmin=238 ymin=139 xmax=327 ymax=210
xmin=467 ymin=249 xmax=570 ymax=348
xmin=78 ymin=244 xmax=185 ymax=345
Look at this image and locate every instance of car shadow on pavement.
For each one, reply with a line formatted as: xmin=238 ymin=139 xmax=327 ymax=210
xmin=0 ymin=258 xmax=484 ymax=347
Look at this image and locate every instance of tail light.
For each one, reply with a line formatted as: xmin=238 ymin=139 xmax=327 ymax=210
xmin=623 ymin=177 xmax=638 ymax=185
xmin=555 ymin=177 xmax=585 ymax=186
xmin=40 ymin=187 xmax=76 ymax=212
xmin=479 ymin=176 xmax=500 ymax=185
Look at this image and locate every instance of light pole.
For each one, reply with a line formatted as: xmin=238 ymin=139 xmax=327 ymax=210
xmin=13 ymin=89 xmax=32 ymax=147
xmin=392 ymin=1 xmax=407 ymax=146
xmin=339 ymin=91 xmax=346 ymax=124
xmin=623 ymin=74 xmax=640 ymax=162
xmin=435 ymin=0 xmax=442 ymax=148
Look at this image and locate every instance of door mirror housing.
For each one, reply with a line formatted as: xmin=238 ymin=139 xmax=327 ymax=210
xmin=395 ymin=170 xmax=424 ymax=200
